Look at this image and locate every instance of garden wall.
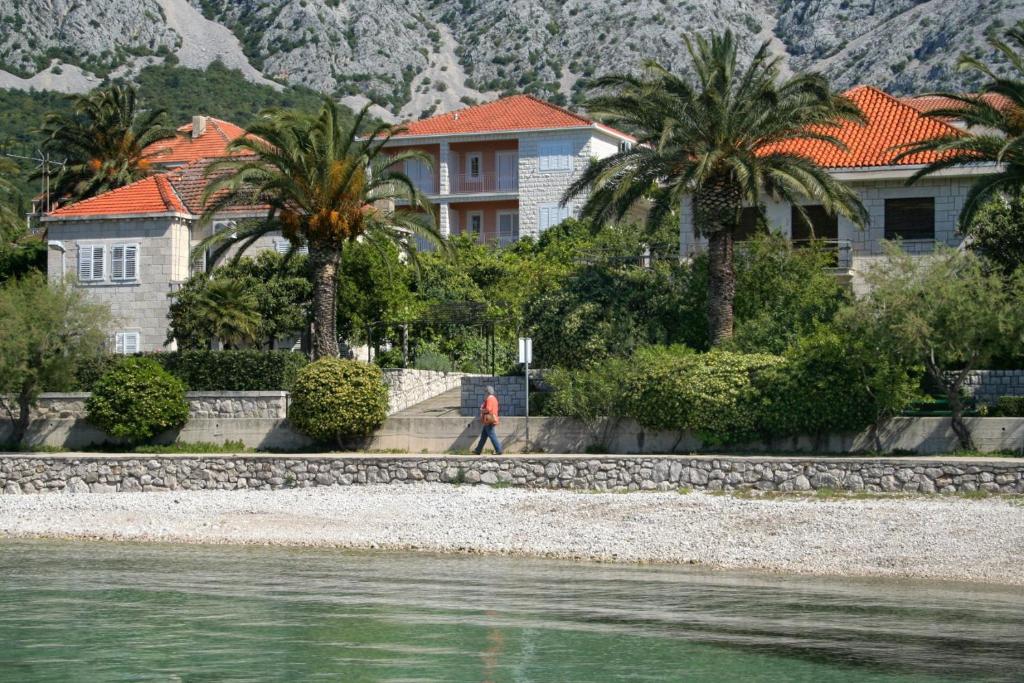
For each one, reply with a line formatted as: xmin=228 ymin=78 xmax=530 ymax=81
xmin=382 ymin=369 xmax=472 ymax=415
xmin=963 ymin=370 xmax=1024 ymax=403
xmin=461 ymin=376 xmax=528 ymax=416
xmin=1 ymin=453 xmax=1021 ymax=495
xmin=1 ymin=392 xmax=289 ymax=421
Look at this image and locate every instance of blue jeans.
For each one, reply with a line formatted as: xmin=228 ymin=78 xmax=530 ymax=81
xmin=474 ymin=424 xmax=503 ymax=455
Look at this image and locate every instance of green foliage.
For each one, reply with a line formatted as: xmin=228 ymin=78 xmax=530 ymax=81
xmin=337 ymin=237 xmax=414 ymax=342
xmin=289 ymin=358 xmax=389 ymax=444
xmin=86 ymin=357 xmax=189 ymax=445
xmin=963 ymin=193 xmax=1024 ymax=276
xmin=0 ymin=274 xmax=111 ymax=441
xmin=169 ymin=251 xmax=310 ymax=349
xmin=545 ymin=357 xmax=633 ymax=422
xmin=411 ymin=340 xmax=455 ymax=372
xmin=157 ymin=350 xmax=307 ymax=391
xmin=729 ymin=235 xmax=849 ymax=354
xmin=134 ymin=440 xmax=249 ymax=454
xmin=985 ymin=396 xmax=1024 ymax=417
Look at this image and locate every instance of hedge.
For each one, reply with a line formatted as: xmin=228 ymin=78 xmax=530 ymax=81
xmin=72 ymin=350 xmax=308 ymax=392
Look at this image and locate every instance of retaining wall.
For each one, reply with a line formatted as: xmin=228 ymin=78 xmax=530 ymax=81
xmin=1 ymin=453 xmax=1020 ymax=495
xmin=382 ymin=369 xmax=471 ymax=415
xmin=461 ymin=376 xmax=528 ymax=416
xmin=1 ymin=392 xmax=289 ymax=421
xmin=963 ymin=370 xmax=1024 ymax=403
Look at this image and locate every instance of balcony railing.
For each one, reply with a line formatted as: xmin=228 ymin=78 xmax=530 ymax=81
xmin=450 ymin=173 xmax=518 ymax=195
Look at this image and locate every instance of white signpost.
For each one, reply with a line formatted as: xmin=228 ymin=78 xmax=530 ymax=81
xmin=519 ymin=337 xmax=532 ymax=449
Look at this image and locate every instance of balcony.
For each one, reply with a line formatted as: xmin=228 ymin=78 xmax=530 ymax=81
xmin=450 ymin=173 xmax=518 ymax=195
xmin=790 ymin=239 xmax=853 ymax=271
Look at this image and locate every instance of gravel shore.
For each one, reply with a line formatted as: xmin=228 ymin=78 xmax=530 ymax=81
xmin=1 ymin=484 xmax=1021 ymax=584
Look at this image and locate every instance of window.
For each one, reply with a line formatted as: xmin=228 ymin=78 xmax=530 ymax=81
xmin=498 ymin=212 xmax=519 ymax=246
xmin=538 ymin=139 xmax=573 ymax=172
xmin=735 ymin=207 xmax=766 ymax=241
xmin=114 ymin=331 xmax=140 ymax=355
xmin=885 ymin=197 xmax=935 ymax=240
xmin=111 ymin=244 xmax=139 ymax=281
xmin=273 ymin=238 xmax=309 ymax=255
xmin=619 ymin=140 xmax=633 ymax=153
xmin=467 ymin=153 xmax=482 ymax=178
xmin=791 ymin=205 xmax=838 ymax=242
xmin=405 ymin=158 xmax=434 ymax=192
xmin=77 ymin=245 xmax=105 ymax=281
xmin=468 ymin=212 xmax=483 ymax=236
xmin=538 ymin=204 xmax=570 ymax=231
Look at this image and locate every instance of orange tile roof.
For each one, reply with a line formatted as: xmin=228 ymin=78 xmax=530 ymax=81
xmin=762 ymin=85 xmax=963 ymax=169
xmin=143 ymin=117 xmax=250 ymax=166
xmin=902 ymin=92 xmax=1015 ymax=116
xmin=166 ymin=156 xmax=268 ymax=215
xmin=47 ymin=174 xmax=187 ymax=218
xmin=394 ymin=94 xmax=634 ymax=139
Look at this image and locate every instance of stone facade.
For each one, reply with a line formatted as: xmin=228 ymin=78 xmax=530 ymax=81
xmin=1 ymin=392 xmax=289 ymax=421
xmin=382 ymin=369 xmax=471 ymax=415
xmin=461 ymin=376 xmax=529 ymax=416
xmin=962 ymin=370 xmax=1024 ymax=404
xmin=2 ymin=454 xmax=1020 ymax=495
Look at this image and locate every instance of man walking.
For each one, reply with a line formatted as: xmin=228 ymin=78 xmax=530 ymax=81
xmin=473 ymin=385 xmax=503 ymax=455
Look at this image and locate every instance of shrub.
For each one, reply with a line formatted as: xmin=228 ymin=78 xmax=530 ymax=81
xmin=545 ymin=358 xmax=633 ymax=421
xmin=289 ymin=358 xmax=389 ymax=444
xmin=987 ymin=396 xmax=1024 ymax=416
xmin=86 ymin=358 xmax=190 ymax=444
xmin=156 ymin=350 xmax=307 ymax=391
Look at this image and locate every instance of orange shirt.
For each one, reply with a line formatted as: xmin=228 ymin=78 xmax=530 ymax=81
xmin=481 ymin=395 xmax=499 ymax=424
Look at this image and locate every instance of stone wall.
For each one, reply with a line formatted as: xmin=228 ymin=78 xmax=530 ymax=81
xmin=2 ymin=453 xmax=1020 ymax=495
xmin=962 ymin=370 xmax=1024 ymax=403
xmin=461 ymin=376 xmax=529 ymax=416
xmin=1 ymin=392 xmax=289 ymax=421
xmin=382 ymin=369 xmax=470 ymax=415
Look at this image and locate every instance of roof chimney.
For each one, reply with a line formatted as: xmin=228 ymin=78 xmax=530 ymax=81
xmin=191 ymin=115 xmax=208 ymax=139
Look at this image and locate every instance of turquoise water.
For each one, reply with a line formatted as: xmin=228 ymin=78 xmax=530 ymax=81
xmin=0 ymin=540 xmax=1022 ymax=682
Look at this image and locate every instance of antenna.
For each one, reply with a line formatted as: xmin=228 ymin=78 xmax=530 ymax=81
xmin=3 ymin=148 xmax=66 ymax=215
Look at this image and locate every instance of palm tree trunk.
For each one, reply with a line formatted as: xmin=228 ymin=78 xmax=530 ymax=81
xmin=694 ymin=181 xmax=742 ymax=346
xmin=310 ymin=245 xmax=342 ymax=360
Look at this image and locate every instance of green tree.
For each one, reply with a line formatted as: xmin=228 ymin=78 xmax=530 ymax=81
xmin=196 ymin=100 xmax=443 ymax=359
xmin=171 ymin=278 xmax=262 ymax=350
xmin=0 ymin=160 xmax=45 ymax=282
xmin=897 ymin=22 xmax=1024 ymax=226
xmin=38 ymin=84 xmax=176 ymax=204
xmin=168 ymin=251 xmax=311 ymax=350
xmin=853 ymin=245 xmax=1024 ymax=449
xmin=962 ymin=192 xmax=1024 ymax=275
xmin=0 ymin=274 xmax=111 ymax=443
xmin=336 ymin=236 xmax=415 ymax=348
xmin=563 ymin=30 xmax=867 ymax=345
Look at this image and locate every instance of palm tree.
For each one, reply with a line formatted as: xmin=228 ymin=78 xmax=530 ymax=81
xmin=190 ymin=278 xmax=263 ymax=349
xmin=37 ymin=84 xmax=175 ymax=205
xmin=895 ymin=21 xmax=1024 ymax=228
xmin=196 ymin=99 xmax=443 ymax=359
xmin=563 ymin=31 xmax=868 ymax=345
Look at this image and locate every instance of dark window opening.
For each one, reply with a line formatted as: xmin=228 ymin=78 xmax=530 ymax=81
xmin=791 ymin=205 xmax=838 ymax=242
xmin=885 ymin=197 xmax=935 ymax=240
xmin=735 ymin=206 xmax=767 ymax=241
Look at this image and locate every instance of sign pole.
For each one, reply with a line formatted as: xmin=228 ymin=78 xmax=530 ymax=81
xmin=519 ymin=337 xmax=532 ymax=452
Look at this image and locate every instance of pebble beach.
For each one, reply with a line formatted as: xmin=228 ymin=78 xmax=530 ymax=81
xmin=1 ymin=484 xmax=1021 ymax=585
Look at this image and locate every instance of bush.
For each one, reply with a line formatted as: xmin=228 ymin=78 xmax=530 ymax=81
xmin=86 ymin=358 xmax=190 ymax=444
xmin=545 ymin=358 xmax=633 ymax=421
xmin=156 ymin=350 xmax=307 ymax=391
xmin=987 ymin=396 xmax=1024 ymax=417
xmin=289 ymin=358 xmax=389 ymax=444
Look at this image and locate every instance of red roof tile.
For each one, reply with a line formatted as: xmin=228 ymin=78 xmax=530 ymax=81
xmin=762 ymin=86 xmax=963 ymax=169
xmin=394 ymin=94 xmax=633 ymax=139
xmin=143 ymin=117 xmax=250 ymax=165
xmin=165 ymin=156 xmax=268 ymax=215
xmin=902 ymin=93 xmax=1016 ymax=116
xmin=47 ymin=175 xmax=187 ymax=218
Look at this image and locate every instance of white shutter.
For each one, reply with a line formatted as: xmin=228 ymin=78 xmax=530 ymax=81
xmin=78 ymin=246 xmax=93 ymax=281
xmin=124 ymin=245 xmax=138 ymax=280
xmin=274 ymin=239 xmax=289 ymax=255
xmin=111 ymin=245 xmax=124 ymax=280
xmin=115 ymin=332 xmax=125 ymax=354
xmin=539 ymin=207 xmax=550 ymax=230
xmin=125 ymin=332 xmax=139 ymax=354
xmin=92 ymin=245 xmax=104 ymax=280
xmin=539 ymin=140 xmax=572 ymax=172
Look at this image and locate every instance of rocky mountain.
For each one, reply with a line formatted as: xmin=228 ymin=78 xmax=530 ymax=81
xmin=1 ymin=0 xmax=1021 ymax=121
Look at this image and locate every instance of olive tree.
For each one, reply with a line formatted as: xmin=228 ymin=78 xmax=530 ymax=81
xmin=854 ymin=244 xmax=1024 ymax=449
xmin=0 ymin=274 xmax=111 ymax=443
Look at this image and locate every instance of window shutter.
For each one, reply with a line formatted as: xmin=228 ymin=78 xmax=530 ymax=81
xmin=78 ymin=246 xmax=93 ymax=281
xmin=92 ymin=246 xmax=104 ymax=280
xmin=111 ymin=245 xmax=125 ymax=280
xmin=124 ymin=245 xmax=138 ymax=280
xmin=538 ymin=207 xmax=549 ymax=230
xmin=274 ymin=239 xmax=289 ymax=255
xmin=115 ymin=332 xmax=124 ymax=354
xmin=125 ymin=333 xmax=139 ymax=354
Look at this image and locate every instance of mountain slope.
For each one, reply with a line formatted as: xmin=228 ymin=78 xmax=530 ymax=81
xmin=0 ymin=0 xmax=1020 ymax=119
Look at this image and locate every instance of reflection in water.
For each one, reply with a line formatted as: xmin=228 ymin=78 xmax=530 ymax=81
xmin=0 ymin=539 xmax=1021 ymax=682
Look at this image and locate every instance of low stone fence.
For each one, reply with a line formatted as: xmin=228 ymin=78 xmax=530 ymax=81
xmin=382 ymin=369 xmax=471 ymax=415
xmin=963 ymin=370 xmax=1024 ymax=403
xmin=1 ymin=453 xmax=1020 ymax=495
xmin=461 ymin=376 xmax=528 ymax=416
xmin=1 ymin=392 xmax=289 ymax=421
